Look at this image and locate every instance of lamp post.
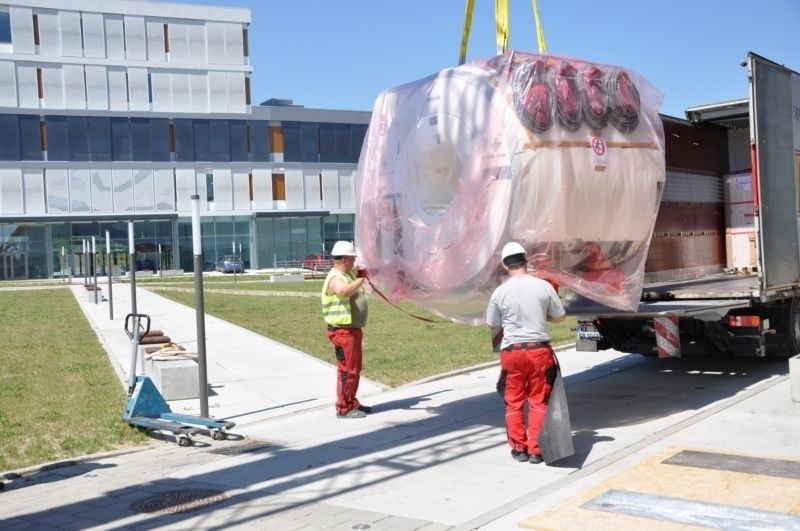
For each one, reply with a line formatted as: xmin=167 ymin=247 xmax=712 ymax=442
xmin=92 ymin=236 xmax=98 ymax=304
xmin=128 ymin=221 xmax=137 ymax=314
xmin=192 ymin=195 xmax=209 ymax=417
xmin=107 ymin=230 xmax=113 ymax=320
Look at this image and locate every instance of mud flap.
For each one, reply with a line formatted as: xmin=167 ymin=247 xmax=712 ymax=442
xmin=538 ymin=362 xmax=574 ymax=464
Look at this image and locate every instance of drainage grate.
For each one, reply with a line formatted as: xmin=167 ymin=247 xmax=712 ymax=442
xmin=208 ymin=439 xmax=273 ymax=456
xmin=130 ymin=489 xmax=227 ymax=514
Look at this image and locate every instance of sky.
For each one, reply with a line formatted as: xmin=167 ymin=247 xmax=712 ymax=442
xmin=174 ymin=0 xmax=798 ymax=118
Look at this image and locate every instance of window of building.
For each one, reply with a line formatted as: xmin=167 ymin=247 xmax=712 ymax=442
xmin=206 ymin=172 xmax=214 ymax=202
xmin=268 ymin=125 xmax=283 ymax=154
xmin=20 ymin=115 xmax=42 ymax=160
xmin=0 ymin=115 xmax=20 ymax=160
xmin=210 ymin=120 xmax=230 ymax=162
xmin=110 ymin=117 xmax=131 ymax=161
xmin=173 ymin=119 xmax=193 ymax=161
xmin=0 ymin=11 xmax=11 ymax=44
xmin=228 ymin=120 xmax=248 ymax=161
xmin=130 ymin=118 xmax=149 ymax=160
xmin=319 ymin=123 xmax=350 ymax=163
xmin=282 ymin=122 xmax=301 ymax=161
xmin=250 ymin=120 xmax=269 ymax=161
xmin=44 ymin=116 xmax=69 ymax=160
xmin=271 ymin=173 xmax=285 ymax=201
xmin=192 ymin=120 xmax=211 ymax=161
xmin=67 ymin=117 xmax=89 ymax=161
xmin=350 ymin=124 xmax=368 ymax=162
xmin=88 ymin=117 xmax=112 ymax=161
xmin=149 ymin=119 xmax=170 ymax=162
xmin=300 ymin=122 xmax=319 ymax=162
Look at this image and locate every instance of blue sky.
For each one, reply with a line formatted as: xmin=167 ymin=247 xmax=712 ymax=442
xmin=179 ymin=0 xmax=798 ymax=118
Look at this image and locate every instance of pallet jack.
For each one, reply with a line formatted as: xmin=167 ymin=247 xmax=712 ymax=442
xmin=121 ymin=313 xmax=235 ymax=447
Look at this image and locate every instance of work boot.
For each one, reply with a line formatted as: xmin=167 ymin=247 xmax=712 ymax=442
xmin=357 ymin=405 xmax=373 ymax=413
xmin=511 ymin=449 xmax=529 ymax=462
xmin=528 ymin=454 xmax=544 ymax=464
xmin=336 ymin=409 xmax=366 ymax=419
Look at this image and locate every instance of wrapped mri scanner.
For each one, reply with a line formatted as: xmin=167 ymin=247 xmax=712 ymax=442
xmin=356 ymin=51 xmax=666 ymax=324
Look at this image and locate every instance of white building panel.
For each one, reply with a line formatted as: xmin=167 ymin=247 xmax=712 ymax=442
xmin=15 ymin=62 xmax=38 ymax=108
xmin=170 ymin=72 xmax=191 ymax=112
xmin=252 ymin=169 xmax=272 ymax=209
xmin=145 ymin=19 xmax=165 ymax=61
xmin=107 ymin=67 xmax=128 ymax=111
xmin=187 ymin=22 xmax=206 ymax=63
xmin=127 ymin=67 xmax=149 ymax=111
xmin=10 ymin=6 xmax=35 ymax=55
xmin=212 ymin=168 xmax=232 ymax=210
xmin=150 ymin=70 xmax=171 ymax=112
xmin=154 ymin=168 xmax=174 ymax=211
xmin=321 ymin=170 xmax=339 ymax=209
xmin=133 ymin=169 xmax=154 ymax=211
xmin=0 ymin=169 xmax=23 ymax=214
xmin=45 ymin=168 xmax=68 ymax=212
xmin=339 ymin=171 xmax=354 ymax=208
xmin=226 ymin=72 xmax=246 ymax=114
xmin=37 ymin=9 xmax=61 ymax=56
xmin=84 ymin=65 xmax=108 ymax=110
xmin=90 ymin=168 xmax=112 ymax=212
xmin=175 ymin=168 xmax=195 ymax=212
xmin=112 ymin=168 xmax=133 ymax=212
xmin=190 ymin=72 xmax=208 ymax=112
xmin=232 ymin=170 xmax=249 ymax=210
xmin=168 ymin=22 xmax=188 ymax=62
xmin=303 ymin=170 xmax=321 ymax=210
xmin=22 ymin=169 xmax=45 ymax=214
xmin=59 ymin=11 xmax=83 ymax=57
xmin=206 ymin=22 xmax=225 ymax=64
xmin=104 ymin=15 xmax=125 ymax=60
xmin=124 ymin=15 xmax=147 ymax=61
xmin=68 ymin=169 xmax=91 ymax=212
xmin=285 ymin=169 xmax=304 ymax=209
xmin=224 ymin=23 xmax=244 ymax=64
xmin=41 ymin=64 xmax=64 ymax=109
xmin=208 ymin=70 xmax=227 ymax=112
xmin=62 ymin=64 xmax=86 ymax=109
xmin=81 ymin=12 xmax=106 ymax=59
xmin=0 ymin=61 xmax=17 ymax=107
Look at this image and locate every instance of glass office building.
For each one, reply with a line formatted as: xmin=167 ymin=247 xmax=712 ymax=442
xmin=0 ymin=0 xmax=369 ymax=279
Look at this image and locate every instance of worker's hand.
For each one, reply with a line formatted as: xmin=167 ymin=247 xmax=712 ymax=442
xmin=356 ymin=268 xmax=368 ymax=278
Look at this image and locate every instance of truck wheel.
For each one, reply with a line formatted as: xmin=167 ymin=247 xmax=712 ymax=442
xmin=790 ymin=298 xmax=800 ymax=356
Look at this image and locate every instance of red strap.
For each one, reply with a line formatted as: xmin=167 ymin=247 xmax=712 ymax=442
xmin=363 ymin=272 xmax=444 ymax=323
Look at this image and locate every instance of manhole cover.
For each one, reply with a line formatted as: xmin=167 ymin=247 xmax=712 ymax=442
xmin=208 ymin=440 xmax=272 ymax=456
xmin=130 ymin=489 xmax=228 ymax=514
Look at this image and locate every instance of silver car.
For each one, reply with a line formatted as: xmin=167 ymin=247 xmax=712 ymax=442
xmin=215 ymin=255 xmax=244 ymax=273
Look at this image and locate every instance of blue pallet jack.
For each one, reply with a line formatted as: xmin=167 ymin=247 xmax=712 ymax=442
xmin=121 ymin=313 xmax=235 ymax=447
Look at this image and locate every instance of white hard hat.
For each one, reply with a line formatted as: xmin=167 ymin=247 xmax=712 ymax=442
xmin=331 ymin=241 xmax=357 ymax=256
xmin=501 ymin=241 xmax=527 ymax=260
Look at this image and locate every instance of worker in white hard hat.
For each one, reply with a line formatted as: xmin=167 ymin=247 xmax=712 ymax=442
xmin=321 ymin=240 xmax=372 ymax=418
xmin=486 ymin=241 xmax=566 ymax=464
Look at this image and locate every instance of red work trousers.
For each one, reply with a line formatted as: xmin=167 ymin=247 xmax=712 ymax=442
xmin=326 ymin=327 xmax=363 ymax=415
xmin=497 ymin=345 xmax=556 ymax=455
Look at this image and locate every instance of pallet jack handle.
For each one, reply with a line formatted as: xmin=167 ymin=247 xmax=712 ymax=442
xmin=125 ymin=313 xmax=151 ymax=396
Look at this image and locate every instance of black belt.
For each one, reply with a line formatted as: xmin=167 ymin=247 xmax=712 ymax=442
xmin=503 ymin=342 xmax=550 ymax=351
xmin=327 ymin=325 xmax=360 ymax=332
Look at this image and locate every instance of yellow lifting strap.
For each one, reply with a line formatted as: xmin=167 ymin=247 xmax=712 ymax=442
xmin=458 ymin=0 xmax=548 ymax=65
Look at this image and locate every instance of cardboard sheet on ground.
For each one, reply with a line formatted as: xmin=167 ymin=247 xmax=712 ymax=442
xmin=356 ymin=51 xmax=666 ymax=324
xmin=538 ymin=364 xmax=574 ymax=464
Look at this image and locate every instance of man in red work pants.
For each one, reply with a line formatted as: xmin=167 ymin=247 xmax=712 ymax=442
xmin=486 ymin=242 xmax=566 ymax=464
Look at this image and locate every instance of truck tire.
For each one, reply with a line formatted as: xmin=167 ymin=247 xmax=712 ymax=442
xmin=790 ymin=297 xmax=800 ymax=357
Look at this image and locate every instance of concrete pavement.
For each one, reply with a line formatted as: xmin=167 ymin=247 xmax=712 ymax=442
xmin=1 ymin=277 xmax=799 ymax=530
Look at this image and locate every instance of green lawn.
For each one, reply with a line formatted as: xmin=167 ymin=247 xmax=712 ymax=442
xmin=0 ymin=288 xmax=147 ymax=472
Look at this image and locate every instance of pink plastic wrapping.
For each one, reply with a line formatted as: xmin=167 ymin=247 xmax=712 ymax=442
xmin=355 ymin=51 xmax=666 ymax=324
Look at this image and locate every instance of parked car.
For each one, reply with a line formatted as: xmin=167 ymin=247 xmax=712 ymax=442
xmin=215 ymin=255 xmax=244 ymax=273
xmin=302 ymin=253 xmax=333 ymax=270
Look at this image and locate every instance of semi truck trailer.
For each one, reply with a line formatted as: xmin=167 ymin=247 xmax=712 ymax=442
xmin=570 ymin=52 xmax=800 ymax=359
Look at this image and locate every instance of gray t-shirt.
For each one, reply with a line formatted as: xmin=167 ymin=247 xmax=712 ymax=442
xmin=486 ymin=275 xmax=565 ymax=349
